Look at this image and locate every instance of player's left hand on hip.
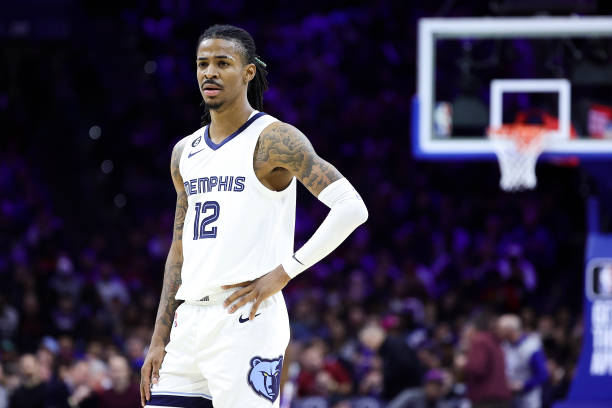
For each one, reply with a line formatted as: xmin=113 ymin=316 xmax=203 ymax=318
xmin=222 ymin=265 xmax=291 ymax=320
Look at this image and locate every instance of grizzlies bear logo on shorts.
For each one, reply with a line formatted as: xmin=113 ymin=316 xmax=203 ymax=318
xmin=247 ymin=355 xmax=283 ymax=402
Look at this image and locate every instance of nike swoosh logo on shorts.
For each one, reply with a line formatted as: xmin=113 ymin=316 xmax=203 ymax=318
xmin=239 ymin=313 xmax=261 ymax=323
xmin=188 ymin=149 xmax=204 ymax=158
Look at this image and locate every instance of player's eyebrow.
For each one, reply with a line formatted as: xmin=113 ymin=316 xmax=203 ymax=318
xmin=197 ymin=55 xmax=234 ymax=61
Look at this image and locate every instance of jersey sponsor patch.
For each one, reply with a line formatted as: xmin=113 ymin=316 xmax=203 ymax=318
xmin=247 ymin=356 xmax=283 ymax=402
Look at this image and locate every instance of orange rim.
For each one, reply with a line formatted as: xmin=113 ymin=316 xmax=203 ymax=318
xmin=488 ymin=124 xmax=548 ymax=151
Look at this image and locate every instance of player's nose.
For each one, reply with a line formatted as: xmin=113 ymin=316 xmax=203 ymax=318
xmin=203 ymin=65 xmax=219 ymax=79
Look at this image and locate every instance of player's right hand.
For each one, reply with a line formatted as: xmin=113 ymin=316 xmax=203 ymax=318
xmin=140 ymin=344 xmax=166 ymax=407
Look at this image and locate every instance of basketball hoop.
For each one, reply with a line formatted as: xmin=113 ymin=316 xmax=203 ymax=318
xmin=487 ymin=124 xmax=551 ymax=192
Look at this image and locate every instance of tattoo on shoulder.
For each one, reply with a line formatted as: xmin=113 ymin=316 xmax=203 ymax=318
xmin=171 ymin=138 xmax=187 ymax=181
xmin=255 ymin=122 xmax=342 ymax=193
xmin=171 ymin=138 xmax=188 ymax=242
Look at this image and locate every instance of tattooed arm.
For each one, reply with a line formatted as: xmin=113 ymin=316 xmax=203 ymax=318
xmin=140 ymin=138 xmax=188 ymax=406
xmin=223 ymin=121 xmax=368 ymax=318
xmin=150 ymin=139 xmax=187 ymax=346
xmin=252 ymin=121 xmax=343 ymax=196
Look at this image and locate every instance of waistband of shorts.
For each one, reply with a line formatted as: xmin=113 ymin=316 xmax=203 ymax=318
xmin=182 ymin=289 xmax=236 ymax=306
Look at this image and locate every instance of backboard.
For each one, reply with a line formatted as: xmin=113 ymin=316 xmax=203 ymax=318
xmin=413 ymin=17 xmax=612 ymax=159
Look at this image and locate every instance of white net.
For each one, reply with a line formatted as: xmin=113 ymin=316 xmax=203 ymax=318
xmin=488 ymin=125 xmax=550 ymax=192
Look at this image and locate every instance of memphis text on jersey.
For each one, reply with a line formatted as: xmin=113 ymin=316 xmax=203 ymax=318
xmin=183 ymin=175 xmax=246 ymax=196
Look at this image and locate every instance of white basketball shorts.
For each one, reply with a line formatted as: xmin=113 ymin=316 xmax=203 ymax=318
xmin=147 ymin=290 xmax=290 ymax=408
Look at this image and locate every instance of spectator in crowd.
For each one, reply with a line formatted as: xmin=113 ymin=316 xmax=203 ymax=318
xmin=498 ymin=314 xmax=548 ymax=408
xmin=125 ymin=336 xmax=146 ymax=373
xmin=17 ymin=292 xmax=46 ymax=352
xmin=296 ymin=338 xmax=353 ymax=401
xmin=65 ymin=360 xmax=98 ymax=408
xmin=455 ymin=313 xmax=511 ymax=408
xmin=0 ymin=294 xmax=18 ymax=341
xmin=498 ymin=244 xmax=537 ymax=294
xmin=49 ymin=255 xmax=82 ymax=301
xmin=8 ymin=354 xmax=46 ymax=408
xmin=355 ymin=323 xmax=384 ymax=398
xmin=36 ymin=347 xmax=70 ymax=408
xmin=374 ymin=322 xmax=423 ymax=401
xmin=96 ymin=355 xmax=140 ymax=408
xmin=0 ymin=363 xmax=8 ymax=408
xmin=95 ymin=263 xmax=130 ymax=309
xmin=386 ymin=369 xmax=460 ymax=408
xmin=541 ymin=358 xmax=571 ymax=408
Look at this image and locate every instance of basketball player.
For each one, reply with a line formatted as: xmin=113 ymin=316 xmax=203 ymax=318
xmin=139 ymin=25 xmax=368 ymax=407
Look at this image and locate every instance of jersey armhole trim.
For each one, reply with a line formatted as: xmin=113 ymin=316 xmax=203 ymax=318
xmin=179 ymin=128 xmax=205 ymax=179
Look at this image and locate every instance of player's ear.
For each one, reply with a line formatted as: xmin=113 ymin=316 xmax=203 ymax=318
xmin=251 ymin=357 xmax=262 ymax=367
xmin=244 ymin=63 xmax=256 ymax=84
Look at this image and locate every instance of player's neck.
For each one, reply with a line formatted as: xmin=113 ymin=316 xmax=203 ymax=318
xmin=208 ymin=98 xmax=255 ymax=144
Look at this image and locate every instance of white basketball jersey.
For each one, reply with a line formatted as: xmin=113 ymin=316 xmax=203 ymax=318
xmin=175 ymin=111 xmax=296 ymax=301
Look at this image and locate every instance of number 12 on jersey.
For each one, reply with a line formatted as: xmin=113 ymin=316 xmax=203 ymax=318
xmin=193 ymin=201 xmax=220 ymax=239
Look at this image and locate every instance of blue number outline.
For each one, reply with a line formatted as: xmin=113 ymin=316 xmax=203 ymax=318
xmin=199 ymin=201 xmax=220 ymax=239
xmin=193 ymin=202 xmax=202 ymax=240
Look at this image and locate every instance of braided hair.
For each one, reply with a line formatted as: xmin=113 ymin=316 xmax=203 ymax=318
xmin=196 ymin=24 xmax=268 ymax=126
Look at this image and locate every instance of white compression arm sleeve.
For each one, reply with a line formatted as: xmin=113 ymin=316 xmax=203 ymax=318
xmin=281 ymin=178 xmax=368 ymax=278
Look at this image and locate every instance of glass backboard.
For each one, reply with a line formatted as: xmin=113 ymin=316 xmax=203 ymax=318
xmin=414 ymin=17 xmax=612 ymax=159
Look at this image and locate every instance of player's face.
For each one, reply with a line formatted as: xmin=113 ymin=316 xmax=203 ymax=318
xmin=196 ymin=38 xmax=255 ymax=110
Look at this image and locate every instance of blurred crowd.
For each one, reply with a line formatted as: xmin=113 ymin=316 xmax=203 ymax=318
xmin=0 ymin=149 xmax=586 ymax=408
xmin=0 ymin=1 xmax=595 ymax=408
